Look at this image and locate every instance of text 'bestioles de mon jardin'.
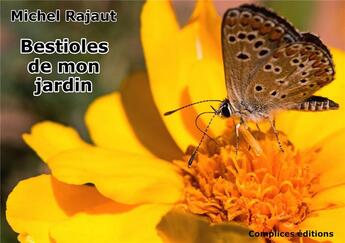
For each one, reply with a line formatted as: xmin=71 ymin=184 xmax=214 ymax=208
xmin=11 ymin=8 xmax=118 ymax=96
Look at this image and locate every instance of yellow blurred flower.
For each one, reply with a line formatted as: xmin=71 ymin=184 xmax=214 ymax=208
xmin=6 ymin=0 xmax=345 ymax=243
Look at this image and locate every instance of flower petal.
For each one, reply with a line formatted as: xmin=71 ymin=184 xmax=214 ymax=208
xmin=120 ymin=72 xmax=182 ymax=161
xmin=141 ymin=0 xmax=225 ymax=150
xmin=141 ymin=0 xmax=193 ymax=151
xmin=6 ymin=175 xmax=123 ymax=243
xmin=189 ymin=0 xmax=222 ymax=61
xmin=299 ymin=207 xmax=345 ymax=243
xmin=276 ymin=48 xmax=345 ymax=149
xmin=87 ymin=72 xmax=182 ymax=161
xmin=22 ymin=121 xmax=89 ymax=162
xmin=310 ymin=184 xmax=345 ymax=211
xmin=182 ymin=0 xmax=224 ymax=138
xmin=310 ymin=128 xmax=345 ymax=188
xmin=187 ymin=59 xmax=227 ymax=136
xmin=47 ymin=147 xmax=183 ymax=204
xmin=85 ymin=92 xmax=153 ymax=157
xmin=182 ymin=1 xmax=226 ymax=136
xmin=50 ymin=204 xmax=170 ymax=243
xmin=141 ymin=0 xmax=179 ymax=52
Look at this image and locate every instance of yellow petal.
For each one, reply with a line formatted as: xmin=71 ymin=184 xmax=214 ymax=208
xmin=310 ymin=184 xmax=345 ymax=211
xmin=47 ymin=147 xmax=183 ymax=204
xmin=120 ymin=72 xmax=182 ymax=161
xmin=309 ymin=128 xmax=345 ymax=189
xmin=299 ymin=207 xmax=345 ymax=243
xmin=85 ymin=92 xmax=153 ymax=157
xmin=141 ymin=0 xmax=179 ymax=53
xmin=6 ymin=175 xmax=119 ymax=243
xmin=141 ymin=0 xmax=192 ymax=151
xmin=22 ymin=121 xmax=89 ymax=162
xmin=50 ymin=204 xmax=170 ymax=243
xmin=182 ymin=1 xmax=226 ymax=136
xmin=187 ymin=59 xmax=227 ymax=137
xmin=141 ymin=0 xmax=225 ymax=150
xmin=189 ymin=0 xmax=222 ymax=61
xmin=276 ymin=48 xmax=345 ymax=149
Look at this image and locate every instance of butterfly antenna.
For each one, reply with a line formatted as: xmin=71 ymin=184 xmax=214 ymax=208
xmin=164 ymin=99 xmax=223 ymax=116
xmin=188 ymin=112 xmax=217 ymax=167
xmin=194 ymin=111 xmax=218 ymax=145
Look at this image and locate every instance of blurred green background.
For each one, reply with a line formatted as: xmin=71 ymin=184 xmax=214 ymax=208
xmin=1 ymin=1 xmax=344 ymax=242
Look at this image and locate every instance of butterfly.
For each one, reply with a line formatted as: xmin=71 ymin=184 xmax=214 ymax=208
xmin=165 ymin=4 xmax=339 ymax=166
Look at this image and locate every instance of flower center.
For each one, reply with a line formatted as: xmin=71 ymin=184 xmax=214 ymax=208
xmin=173 ymin=121 xmax=320 ymax=232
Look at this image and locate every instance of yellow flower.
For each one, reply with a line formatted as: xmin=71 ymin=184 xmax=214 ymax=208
xmin=6 ymin=1 xmax=345 ymax=243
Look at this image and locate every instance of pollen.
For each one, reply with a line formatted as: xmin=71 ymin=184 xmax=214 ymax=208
xmin=173 ymin=121 xmax=321 ymax=233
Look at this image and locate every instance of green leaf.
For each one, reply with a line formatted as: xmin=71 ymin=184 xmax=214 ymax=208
xmin=157 ymin=208 xmax=264 ymax=243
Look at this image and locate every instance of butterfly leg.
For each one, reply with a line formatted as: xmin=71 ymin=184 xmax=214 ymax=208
xmin=234 ymin=117 xmax=245 ymax=154
xmin=269 ymin=118 xmax=284 ymax=152
xmin=235 ymin=123 xmax=240 ymax=154
xmin=232 ymin=119 xmax=239 ymax=154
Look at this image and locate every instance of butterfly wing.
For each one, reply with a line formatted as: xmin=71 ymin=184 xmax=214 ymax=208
xmin=222 ymin=4 xmax=336 ymax=117
xmin=292 ymin=95 xmax=339 ymax=111
xmin=221 ymin=4 xmax=301 ymax=110
xmin=244 ymin=32 xmax=335 ymax=113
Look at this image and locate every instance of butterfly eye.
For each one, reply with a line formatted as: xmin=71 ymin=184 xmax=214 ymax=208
xmin=221 ymin=105 xmax=231 ymax=117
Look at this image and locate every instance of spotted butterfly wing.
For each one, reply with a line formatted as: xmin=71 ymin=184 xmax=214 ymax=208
xmin=245 ymin=32 xmax=337 ymax=112
xmin=222 ymin=4 xmax=300 ymax=110
xmin=221 ymin=4 xmax=338 ymax=118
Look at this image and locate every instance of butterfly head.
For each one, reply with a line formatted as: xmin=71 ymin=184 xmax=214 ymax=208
xmin=216 ymin=99 xmax=233 ymax=118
